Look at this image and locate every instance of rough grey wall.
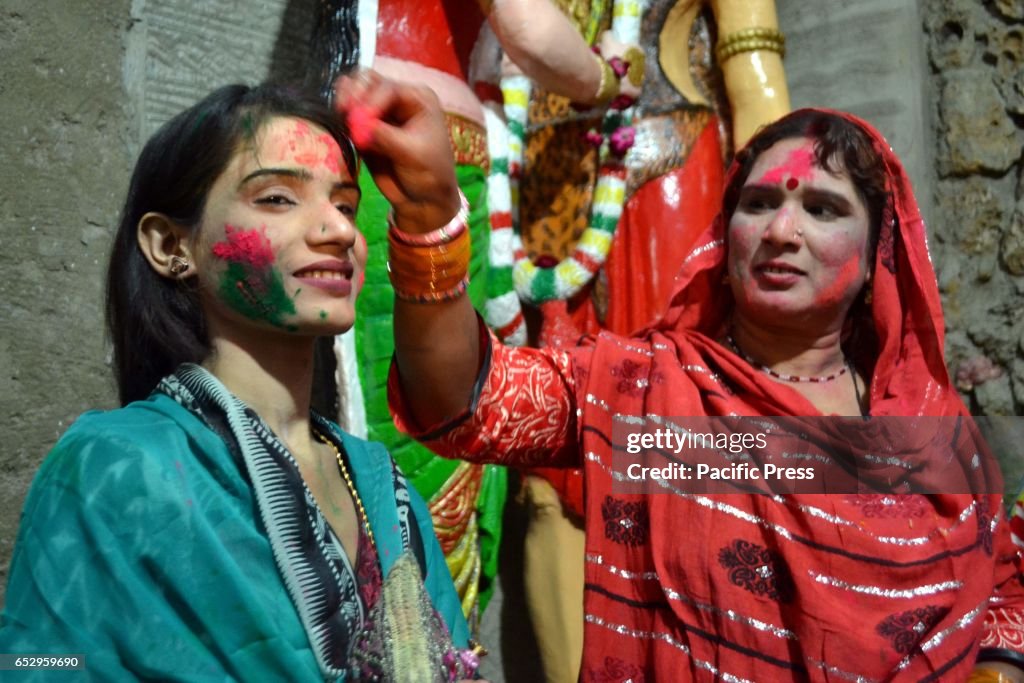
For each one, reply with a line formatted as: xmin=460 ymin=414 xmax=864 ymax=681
xmin=0 ymin=0 xmax=134 ymax=610
xmin=0 ymin=0 xmax=312 ymax=610
xmin=923 ymin=0 xmax=1024 ymax=497
xmin=923 ymin=0 xmax=1024 ymax=422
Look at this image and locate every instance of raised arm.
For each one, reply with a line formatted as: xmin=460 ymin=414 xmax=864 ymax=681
xmin=334 ymin=74 xmax=480 ymax=428
xmin=710 ymin=0 xmax=791 ymax=146
xmin=484 ymin=0 xmax=603 ymax=105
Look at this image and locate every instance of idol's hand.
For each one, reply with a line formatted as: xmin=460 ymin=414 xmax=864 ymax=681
xmin=334 ymin=71 xmax=461 ymax=233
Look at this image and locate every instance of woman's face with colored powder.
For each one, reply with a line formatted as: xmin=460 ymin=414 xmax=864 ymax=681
xmin=192 ymin=115 xmax=365 ymax=340
xmin=726 ymin=136 xmax=873 ymax=329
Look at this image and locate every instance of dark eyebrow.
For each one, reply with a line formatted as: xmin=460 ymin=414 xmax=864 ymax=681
xmin=802 ymin=187 xmax=854 ymax=210
xmin=238 ymin=167 xmax=314 ymax=189
xmin=741 ymin=183 xmax=854 ymax=210
xmin=238 ymin=168 xmax=361 ymax=198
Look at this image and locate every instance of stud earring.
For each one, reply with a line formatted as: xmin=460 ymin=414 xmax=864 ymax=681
xmin=169 ymin=255 xmax=190 ymax=275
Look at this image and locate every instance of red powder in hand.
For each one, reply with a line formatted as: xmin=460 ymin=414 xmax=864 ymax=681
xmin=347 ymin=105 xmax=381 ymax=149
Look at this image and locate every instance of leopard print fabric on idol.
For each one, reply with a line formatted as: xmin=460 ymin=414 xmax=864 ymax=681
xmin=516 ymin=0 xmax=728 ymax=263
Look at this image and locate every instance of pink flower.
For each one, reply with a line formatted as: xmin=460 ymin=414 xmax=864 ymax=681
xmin=609 ymin=126 xmax=635 ymax=157
xmin=606 ymin=56 xmax=629 ymax=79
xmin=584 ymin=129 xmax=605 ymax=148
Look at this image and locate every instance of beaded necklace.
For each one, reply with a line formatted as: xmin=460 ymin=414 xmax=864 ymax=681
xmin=315 ymin=431 xmax=376 ymax=549
xmin=726 ymin=332 xmax=849 ymax=384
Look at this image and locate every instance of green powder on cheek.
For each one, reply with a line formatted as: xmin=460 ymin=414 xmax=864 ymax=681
xmin=319 ymin=310 xmax=328 ymax=320
xmin=218 ymin=263 xmax=297 ymax=329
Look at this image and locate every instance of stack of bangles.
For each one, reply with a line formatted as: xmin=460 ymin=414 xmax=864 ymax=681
xmin=715 ymin=27 xmax=786 ymax=63
xmin=387 ymin=190 xmax=471 ymax=303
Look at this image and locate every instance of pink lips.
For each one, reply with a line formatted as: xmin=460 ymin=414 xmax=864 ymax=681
xmin=293 ymin=259 xmax=355 ymax=295
xmin=753 ymin=260 xmax=805 ymax=286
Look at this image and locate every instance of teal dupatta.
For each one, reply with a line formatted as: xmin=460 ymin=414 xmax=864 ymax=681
xmin=0 ymin=371 xmax=467 ymax=681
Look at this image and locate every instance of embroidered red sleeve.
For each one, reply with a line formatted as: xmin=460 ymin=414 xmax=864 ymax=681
xmin=980 ymin=514 xmax=1024 ymax=653
xmin=389 ymin=322 xmax=581 ymax=468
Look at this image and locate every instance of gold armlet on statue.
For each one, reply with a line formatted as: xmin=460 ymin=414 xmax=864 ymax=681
xmin=716 ymin=27 xmax=786 ymax=63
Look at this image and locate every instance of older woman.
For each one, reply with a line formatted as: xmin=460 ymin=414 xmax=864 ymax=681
xmin=341 ymin=72 xmax=1024 ymax=681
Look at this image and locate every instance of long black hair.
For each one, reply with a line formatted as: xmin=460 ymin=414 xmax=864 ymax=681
xmin=106 ymin=83 xmax=357 ymax=405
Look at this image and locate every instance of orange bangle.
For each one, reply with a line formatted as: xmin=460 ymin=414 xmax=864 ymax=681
xmin=968 ymin=668 xmax=1017 ymax=683
xmin=387 ymin=228 xmax=471 ymax=302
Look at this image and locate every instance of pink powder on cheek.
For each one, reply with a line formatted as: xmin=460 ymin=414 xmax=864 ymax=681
xmin=210 ymin=224 xmax=275 ymax=269
xmin=757 ymin=147 xmax=816 ymax=186
xmin=814 ymin=256 xmax=862 ymax=307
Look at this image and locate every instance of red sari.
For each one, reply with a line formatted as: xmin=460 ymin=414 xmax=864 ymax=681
xmin=391 ymin=109 xmax=1024 ymax=680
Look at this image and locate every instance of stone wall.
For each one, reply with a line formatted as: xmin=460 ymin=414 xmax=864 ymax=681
xmin=0 ymin=0 xmax=133 ymax=609
xmin=0 ymin=0 xmax=310 ymax=610
xmin=923 ymin=0 xmax=1024 ymax=423
xmin=923 ymin=0 xmax=1024 ymax=497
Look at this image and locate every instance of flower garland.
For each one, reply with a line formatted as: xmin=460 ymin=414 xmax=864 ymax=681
xmin=479 ymin=87 xmax=528 ymax=345
xmin=497 ymin=0 xmax=644 ymax=304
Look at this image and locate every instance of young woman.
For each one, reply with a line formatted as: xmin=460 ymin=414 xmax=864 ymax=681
xmin=0 ymin=83 xmax=477 ymax=682
xmin=338 ymin=71 xmax=1024 ymax=682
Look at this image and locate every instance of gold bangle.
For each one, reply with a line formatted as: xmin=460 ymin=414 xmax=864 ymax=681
xmin=593 ymin=52 xmax=619 ymax=105
xmin=622 ymin=45 xmax=646 ymax=89
xmin=716 ymin=27 xmax=786 ymax=63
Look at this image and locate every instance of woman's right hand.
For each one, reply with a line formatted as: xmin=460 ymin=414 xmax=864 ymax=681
xmin=333 ymin=71 xmax=462 ymax=233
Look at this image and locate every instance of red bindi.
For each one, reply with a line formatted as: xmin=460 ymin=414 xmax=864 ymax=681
xmin=786 ymin=178 xmax=799 ymax=191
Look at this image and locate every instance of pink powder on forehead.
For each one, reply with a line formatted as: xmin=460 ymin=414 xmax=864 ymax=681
xmin=757 ymin=147 xmax=817 ymax=186
xmin=211 ymin=225 xmax=275 ymax=269
xmin=317 ymin=133 xmax=344 ymax=174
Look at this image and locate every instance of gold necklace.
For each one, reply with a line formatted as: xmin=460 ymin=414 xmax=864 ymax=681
xmin=315 ymin=430 xmax=376 ymax=549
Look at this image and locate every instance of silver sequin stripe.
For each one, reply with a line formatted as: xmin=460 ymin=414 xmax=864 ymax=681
xmin=774 ymin=496 xmax=978 ymax=547
xmin=684 ymin=238 xmax=725 ymax=264
xmin=588 ymin=451 xmax=981 ymax=558
xmin=585 ymin=555 xmax=881 ymax=682
xmin=599 ymin=332 xmax=655 ymax=357
xmin=588 ymin=553 xmax=796 ymax=640
xmin=584 ymin=614 xmax=756 ymax=683
xmin=588 ymin=430 xmax=984 ymax=547
xmin=586 ymin=553 xmax=781 ymax=635
xmin=892 ymin=601 xmax=986 ymax=673
xmin=808 ymin=570 xmax=962 ymax=598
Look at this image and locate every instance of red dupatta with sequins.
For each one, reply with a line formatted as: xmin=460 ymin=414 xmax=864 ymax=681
xmin=570 ymin=109 xmax=1024 ymax=681
xmin=390 ymin=109 xmax=1024 ymax=680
